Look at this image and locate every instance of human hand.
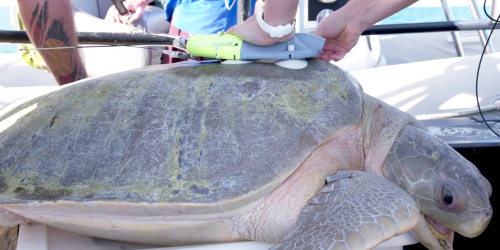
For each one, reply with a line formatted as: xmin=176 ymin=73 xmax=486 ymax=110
xmin=105 ymin=0 xmax=150 ymax=24
xmin=313 ymin=11 xmax=362 ymax=62
xmin=227 ymin=15 xmax=295 ymax=46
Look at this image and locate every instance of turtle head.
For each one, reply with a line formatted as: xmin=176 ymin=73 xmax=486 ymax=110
xmin=383 ymin=123 xmax=492 ymax=250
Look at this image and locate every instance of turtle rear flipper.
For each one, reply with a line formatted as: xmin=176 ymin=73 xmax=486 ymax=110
xmin=271 ymin=171 xmax=420 ymax=250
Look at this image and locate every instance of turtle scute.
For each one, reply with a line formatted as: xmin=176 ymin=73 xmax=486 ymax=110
xmin=0 ymin=60 xmax=363 ymax=212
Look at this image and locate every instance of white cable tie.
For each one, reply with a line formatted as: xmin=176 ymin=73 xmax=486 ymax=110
xmin=215 ymin=31 xmax=225 ymax=60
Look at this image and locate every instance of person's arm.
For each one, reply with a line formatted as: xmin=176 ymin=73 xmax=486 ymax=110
xmin=229 ymin=0 xmax=418 ymax=61
xmin=227 ymin=0 xmax=299 ymax=46
xmin=17 ymin=0 xmax=87 ymax=85
xmin=105 ymin=0 xmax=154 ymax=24
xmin=314 ymin=0 xmax=418 ymax=61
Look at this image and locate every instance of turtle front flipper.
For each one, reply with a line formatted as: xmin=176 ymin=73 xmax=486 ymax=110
xmin=271 ymin=171 xmax=420 ymax=250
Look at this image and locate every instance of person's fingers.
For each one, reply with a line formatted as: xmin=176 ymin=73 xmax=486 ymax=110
xmin=314 ymin=46 xmax=348 ymax=62
xmin=318 ymin=51 xmax=331 ymax=61
xmin=107 ymin=5 xmax=116 ymax=15
xmin=114 ymin=10 xmax=123 ymax=24
xmin=318 ymin=55 xmax=330 ymax=62
xmin=323 ymin=49 xmax=346 ymax=61
xmin=318 ymin=50 xmax=345 ymax=62
xmin=330 ymin=51 xmax=347 ymax=61
xmin=318 ymin=54 xmax=332 ymax=62
xmin=105 ymin=5 xmax=116 ymax=22
xmin=129 ymin=6 xmax=145 ymax=23
xmin=129 ymin=13 xmax=140 ymax=23
xmin=312 ymin=24 xmax=325 ymax=38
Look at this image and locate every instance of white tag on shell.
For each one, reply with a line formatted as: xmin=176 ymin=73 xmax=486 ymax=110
xmin=220 ymin=60 xmax=254 ymax=65
xmin=275 ymin=59 xmax=308 ymax=69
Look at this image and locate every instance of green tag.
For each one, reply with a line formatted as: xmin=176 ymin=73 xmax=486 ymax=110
xmin=187 ymin=34 xmax=243 ymax=60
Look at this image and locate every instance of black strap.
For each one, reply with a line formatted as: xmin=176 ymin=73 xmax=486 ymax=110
xmin=111 ymin=0 xmax=129 ymax=16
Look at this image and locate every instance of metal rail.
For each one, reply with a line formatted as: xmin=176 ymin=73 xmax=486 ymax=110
xmin=0 ymin=30 xmax=179 ymax=46
xmin=441 ymin=0 xmax=465 ymax=57
xmin=493 ymin=0 xmax=500 ymax=18
xmin=361 ymin=19 xmax=499 ymax=36
xmin=0 ymin=20 xmax=498 ymax=45
xmin=236 ymin=0 xmax=252 ymax=24
xmin=468 ymin=0 xmax=495 ymax=53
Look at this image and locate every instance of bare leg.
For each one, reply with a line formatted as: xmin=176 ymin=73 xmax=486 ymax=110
xmin=17 ymin=0 xmax=87 ymax=85
xmin=0 ymin=226 xmax=17 ymax=250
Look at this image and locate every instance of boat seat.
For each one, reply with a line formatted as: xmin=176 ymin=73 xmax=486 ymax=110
xmin=15 ymin=223 xmax=418 ymax=250
xmin=70 ymin=0 xmax=170 ymax=77
xmin=351 ymin=52 xmax=500 ymax=117
xmin=331 ymin=35 xmax=385 ymax=71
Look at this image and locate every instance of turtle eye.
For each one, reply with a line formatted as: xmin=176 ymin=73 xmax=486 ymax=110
xmin=442 ymin=187 xmax=453 ymax=205
xmin=435 ymin=181 xmax=467 ymax=212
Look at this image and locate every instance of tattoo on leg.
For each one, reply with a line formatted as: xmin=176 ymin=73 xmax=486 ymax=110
xmin=45 ymin=21 xmax=84 ymax=83
xmin=28 ymin=4 xmax=39 ymax=37
xmin=28 ymin=1 xmax=87 ymax=85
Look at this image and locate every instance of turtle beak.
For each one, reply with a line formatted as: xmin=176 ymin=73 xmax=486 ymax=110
xmin=453 ymin=208 xmax=492 ymax=238
xmin=410 ymin=214 xmax=454 ymax=250
xmin=410 ymin=208 xmax=492 ymax=250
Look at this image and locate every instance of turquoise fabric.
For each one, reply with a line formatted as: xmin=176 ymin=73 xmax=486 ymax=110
xmin=168 ymin=0 xmax=255 ymax=35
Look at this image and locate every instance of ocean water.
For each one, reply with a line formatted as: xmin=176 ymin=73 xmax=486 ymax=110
xmin=0 ymin=6 xmax=17 ymax=53
xmin=0 ymin=5 xmax=493 ymax=53
xmin=378 ymin=6 xmax=486 ymax=24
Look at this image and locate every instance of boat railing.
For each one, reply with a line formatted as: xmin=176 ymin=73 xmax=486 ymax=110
xmin=1 ymin=1 xmax=499 ymax=48
xmin=441 ymin=0 xmax=465 ymax=56
xmin=440 ymin=0 xmax=496 ymax=56
xmin=297 ymin=0 xmax=499 ymax=57
xmin=467 ymin=0 xmax=496 ymax=53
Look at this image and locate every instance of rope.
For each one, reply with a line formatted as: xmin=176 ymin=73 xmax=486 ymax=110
xmin=215 ymin=31 xmax=223 ymax=59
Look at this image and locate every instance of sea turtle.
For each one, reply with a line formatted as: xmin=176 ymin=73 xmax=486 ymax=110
xmin=0 ymin=60 xmax=492 ymax=250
